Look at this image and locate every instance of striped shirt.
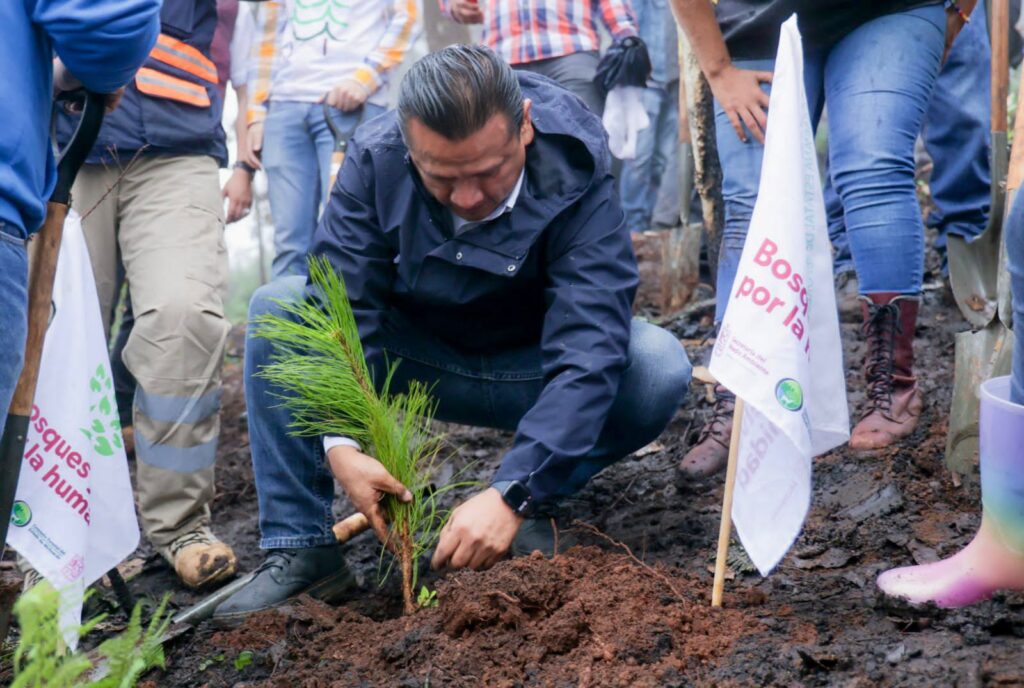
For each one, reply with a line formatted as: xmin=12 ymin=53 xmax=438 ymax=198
xmin=438 ymin=0 xmax=637 ymax=66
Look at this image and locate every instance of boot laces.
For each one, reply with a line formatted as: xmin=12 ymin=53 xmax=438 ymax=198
xmin=697 ymin=387 xmax=735 ymax=445
xmin=861 ymin=302 xmax=902 ymax=416
xmin=169 ymin=529 xmax=214 ymax=558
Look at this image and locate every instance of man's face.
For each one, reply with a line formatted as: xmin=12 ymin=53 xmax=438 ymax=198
xmin=406 ymin=100 xmax=534 ymax=222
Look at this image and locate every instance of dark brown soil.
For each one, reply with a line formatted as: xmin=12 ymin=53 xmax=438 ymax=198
xmin=5 ymin=228 xmax=1024 ymax=687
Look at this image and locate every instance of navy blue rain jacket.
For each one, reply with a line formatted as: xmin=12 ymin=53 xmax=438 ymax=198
xmin=310 ymin=72 xmax=639 ymax=504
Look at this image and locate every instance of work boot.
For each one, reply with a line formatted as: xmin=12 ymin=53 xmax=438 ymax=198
xmin=835 ymin=270 xmax=861 ymax=323
xmin=161 ymin=526 xmax=238 ymax=590
xmin=212 ymin=545 xmax=356 ymax=626
xmin=677 ymin=385 xmax=735 ymax=478
xmin=849 ymin=293 xmax=923 ymax=451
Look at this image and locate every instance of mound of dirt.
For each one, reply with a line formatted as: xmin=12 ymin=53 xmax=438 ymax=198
xmin=209 ymin=547 xmax=755 ymax=687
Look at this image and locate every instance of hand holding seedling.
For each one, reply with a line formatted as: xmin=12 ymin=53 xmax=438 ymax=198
xmin=327 ymin=445 xmax=413 ymax=546
xmin=431 ymin=488 xmax=523 ymax=571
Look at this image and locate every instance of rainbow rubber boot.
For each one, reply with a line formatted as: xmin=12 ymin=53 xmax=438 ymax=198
xmin=877 ymin=376 xmax=1024 ymax=607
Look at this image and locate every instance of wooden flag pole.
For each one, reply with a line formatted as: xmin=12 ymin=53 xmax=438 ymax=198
xmin=711 ymin=397 xmax=745 ymax=607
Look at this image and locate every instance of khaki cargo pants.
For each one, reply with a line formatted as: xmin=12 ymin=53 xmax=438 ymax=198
xmin=72 ymin=155 xmax=229 ymax=550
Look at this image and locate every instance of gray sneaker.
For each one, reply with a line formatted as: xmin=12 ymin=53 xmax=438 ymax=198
xmin=212 ymin=544 xmax=356 ymax=626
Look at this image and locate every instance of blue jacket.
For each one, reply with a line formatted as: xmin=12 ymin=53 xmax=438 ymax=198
xmin=311 ymin=72 xmax=639 ymax=504
xmin=0 ymin=0 xmax=159 ymax=238
xmin=57 ymin=0 xmax=227 ymax=168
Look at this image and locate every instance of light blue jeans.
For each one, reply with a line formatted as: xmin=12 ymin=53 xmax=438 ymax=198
xmin=619 ymin=81 xmax=682 ymax=232
xmin=1005 ymin=190 xmax=1024 ymax=405
xmin=244 ymin=276 xmax=692 ymax=548
xmin=713 ymin=5 xmax=945 ymax=320
xmin=262 ymin=101 xmax=385 ymax=279
xmin=829 ymin=0 xmax=990 ymax=275
xmin=0 ymin=228 xmax=28 ymax=437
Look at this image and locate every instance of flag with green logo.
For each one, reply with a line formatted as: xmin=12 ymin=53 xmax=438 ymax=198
xmin=6 ymin=212 xmax=139 ymax=648
xmin=708 ymin=18 xmax=849 ymax=575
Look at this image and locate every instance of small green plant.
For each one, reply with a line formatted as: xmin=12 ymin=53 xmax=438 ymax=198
xmin=234 ymin=650 xmax=254 ymax=671
xmin=10 ymin=581 xmax=171 ymax=688
xmin=416 ymin=586 xmax=438 ymax=609
xmin=197 ymin=654 xmax=224 ymax=672
xmin=255 ymin=256 xmax=465 ymax=614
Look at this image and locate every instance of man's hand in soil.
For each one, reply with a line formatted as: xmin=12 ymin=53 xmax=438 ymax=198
xmin=431 ymin=488 xmax=524 ymax=571
xmin=707 ymin=63 xmax=772 ymax=144
xmin=326 ymin=79 xmax=370 ymax=112
xmin=449 ymin=0 xmax=484 ymax=24
xmin=327 ymin=445 xmax=412 ymax=546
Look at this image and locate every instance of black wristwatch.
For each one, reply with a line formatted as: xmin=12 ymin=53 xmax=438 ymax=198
xmin=492 ymin=480 xmax=533 ymax=516
xmin=233 ymin=160 xmax=256 ymax=176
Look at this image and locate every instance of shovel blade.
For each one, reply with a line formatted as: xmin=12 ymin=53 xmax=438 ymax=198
xmin=945 ymin=324 xmax=1015 ymax=474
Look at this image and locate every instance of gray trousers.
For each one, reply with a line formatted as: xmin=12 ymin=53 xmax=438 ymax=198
xmin=515 ymin=50 xmax=604 ymax=116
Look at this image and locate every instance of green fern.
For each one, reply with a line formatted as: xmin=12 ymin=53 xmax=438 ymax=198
xmin=254 ymin=256 xmax=470 ymax=613
xmin=10 ymin=581 xmax=171 ymax=688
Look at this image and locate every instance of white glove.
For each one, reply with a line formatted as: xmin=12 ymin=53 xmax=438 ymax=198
xmin=602 ymin=86 xmax=650 ymax=160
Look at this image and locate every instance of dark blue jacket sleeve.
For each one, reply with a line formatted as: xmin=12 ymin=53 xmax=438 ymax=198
xmin=310 ymin=139 xmax=396 ymax=368
xmin=33 ymin=0 xmax=160 ymax=93
xmin=492 ymin=176 xmax=639 ymax=503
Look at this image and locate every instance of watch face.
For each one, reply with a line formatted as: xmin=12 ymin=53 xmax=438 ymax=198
xmin=504 ymin=482 xmax=532 ymax=514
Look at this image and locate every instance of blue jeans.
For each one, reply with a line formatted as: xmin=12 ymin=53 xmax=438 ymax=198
xmin=829 ymin=0 xmax=990 ymax=275
xmin=245 ymin=276 xmax=692 ymax=549
xmin=0 ymin=229 xmax=28 ymax=437
xmin=619 ymin=81 xmax=682 ymax=232
xmin=1005 ymin=191 xmax=1024 ymax=405
xmin=262 ymin=101 xmax=385 ymax=279
xmin=713 ymin=5 xmax=945 ymax=320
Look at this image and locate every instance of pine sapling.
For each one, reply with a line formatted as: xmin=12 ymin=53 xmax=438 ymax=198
xmin=255 ymin=257 xmax=461 ymax=614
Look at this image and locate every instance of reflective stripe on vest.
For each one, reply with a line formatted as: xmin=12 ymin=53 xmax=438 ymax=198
xmin=151 ymin=33 xmax=218 ymax=84
xmin=135 ymin=67 xmax=211 ymax=107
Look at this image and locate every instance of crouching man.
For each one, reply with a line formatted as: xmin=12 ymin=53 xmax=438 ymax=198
xmin=215 ymin=45 xmax=692 ymax=622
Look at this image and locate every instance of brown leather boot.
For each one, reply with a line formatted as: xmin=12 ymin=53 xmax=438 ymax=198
xmin=849 ymin=293 xmax=923 ymax=450
xmin=678 ymin=385 xmax=736 ymax=478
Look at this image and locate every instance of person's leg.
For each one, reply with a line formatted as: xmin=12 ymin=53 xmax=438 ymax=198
xmin=0 ymin=232 xmax=28 ymax=435
xmin=711 ymin=57 xmax=776 ymax=323
xmin=516 ymin=51 xmax=605 ymax=115
xmin=618 ymin=86 xmax=662 ymax=233
xmin=263 ymin=100 xmax=322 ymax=279
xmin=923 ymin=0 xmax=991 ymax=263
xmin=877 ymin=196 xmax=1024 ymax=605
xmin=245 ymin=276 xmax=339 ymax=549
xmin=383 ymin=318 xmax=691 ymax=499
xmin=824 ymin=5 xmax=944 ymax=450
xmin=651 ymin=81 xmax=683 ymax=228
xmin=117 ymin=155 xmax=235 ymax=588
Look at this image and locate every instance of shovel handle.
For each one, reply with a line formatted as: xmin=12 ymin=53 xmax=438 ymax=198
xmin=992 ymin=0 xmax=1009 ymax=136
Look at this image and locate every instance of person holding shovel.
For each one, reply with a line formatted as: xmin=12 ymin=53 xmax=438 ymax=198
xmin=213 ymin=45 xmax=692 ymax=622
xmin=0 ymin=0 xmax=159 ymax=439
xmin=54 ymin=0 xmax=239 ymax=591
xmin=674 ymin=0 xmax=973 ymax=480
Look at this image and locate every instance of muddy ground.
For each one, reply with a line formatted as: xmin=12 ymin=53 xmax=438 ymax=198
xmin=5 ymin=231 xmax=1024 ymax=687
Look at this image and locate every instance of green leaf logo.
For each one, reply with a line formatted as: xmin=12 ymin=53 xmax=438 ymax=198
xmin=11 ymin=500 xmax=32 ymax=527
xmin=84 ymin=364 xmax=121 ymax=457
xmin=775 ymin=378 xmax=804 ymax=412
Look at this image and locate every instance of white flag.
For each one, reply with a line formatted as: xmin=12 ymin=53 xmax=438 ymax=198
xmin=6 ymin=211 xmax=139 ymax=648
xmin=708 ymin=17 xmax=849 ymax=576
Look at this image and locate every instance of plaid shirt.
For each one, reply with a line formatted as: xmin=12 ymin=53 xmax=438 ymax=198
xmin=439 ymin=0 xmax=637 ymax=66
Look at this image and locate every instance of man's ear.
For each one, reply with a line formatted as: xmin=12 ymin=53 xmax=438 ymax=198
xmin=520 ymin=99 xmax=535 ymax=146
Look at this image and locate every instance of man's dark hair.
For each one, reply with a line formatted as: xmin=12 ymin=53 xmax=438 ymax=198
xmin=398 ymin=45 xmax=524 ymax=142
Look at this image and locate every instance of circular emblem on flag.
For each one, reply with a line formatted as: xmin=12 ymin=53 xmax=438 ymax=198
xmin=10 ymin=500 xmax=32 ymax=527
xmin=775 ymin=378 xmax=804 ymax=411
